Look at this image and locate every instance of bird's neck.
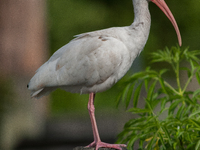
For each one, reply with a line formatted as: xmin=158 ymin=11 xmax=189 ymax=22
xmin=127 ymin=0 xmax=151 ymax=55
xmin=132 ymin=0 xmax=150 ymax=25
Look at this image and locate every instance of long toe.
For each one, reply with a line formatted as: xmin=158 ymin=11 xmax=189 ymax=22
xmin=86 ymin=141 xmax=126 ymax=150
xmin=96 ymin=142 xmax=126 ymax=150
xmin=85 ymin=141 xmax=96 ymax=148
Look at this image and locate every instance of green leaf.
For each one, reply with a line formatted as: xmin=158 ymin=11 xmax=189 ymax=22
xmin=161 ymin=97 xmax=167 ymax=111
xmin=144 ymin=122 xmax=158 ymax=131
xmin=133 ymin=82 xmax=143 ymax=108
xmin=196 ymin=72 xmax=200 ymax=85
xmin=189 ymin=110 xmax=200 ymax=119
xmin=127 ymin=135 xmax=139 ymax=150
xmin=151 ymin=47 xmax=172 ymax=64
xmin=126 ymin=83 xmax=135 ymax=108
xmin=121 ymin=84 xmax=130 ymax=104
xmin=158 ymin=132 xmax=166 ymax=149
xmin=146 ymin=132 xmax=157 ymax=150
xmin=195 ymin=140 xmax=200 ymax=150
xmin=151 ymin=99 xmax=161 ymax=110
xmin=161 ymin=125 xmax=173 ymax=146
xmin=185 ymin=97 xmax=195 ymax=105
xmin=139 ymin=139 xmax=144 ymax=149
xmin=176 ymin=103 xmax=185 ymax=119
xmin=176 ymin=131 xmax=185 ymax=139
xmin=124 ymin=117 xmax=147 ymax=128
xmin=189 ymin=119 xmax=200 ymax=128
xmin=190 ymin=59 xmax=195 ymax=72
xmin=168 ymin=99 xmax=183 ymax=115
xmin=187 ymin=143 xmax=196 ymax=149
xmin=192 ymin=88 xmax=200 ymax=98
xmin=187 ymin=50 xmax=200 ymax=64
xmin=144 ymin=78 xmax=151 ymax=94
xmin=116 ymin=91 xmax=122 ymax=107
xmin=128 ymin=71 xmax=149 ymax=83
xmin=145 ymin=99 xmax=154 ymax=113
xmin=159 ymin=69 xmax=168 ymax=76
xmin=147 ymin=80 xmax=157 ymax=101
xmin=158 ymin=77 xmax=168 ymax=95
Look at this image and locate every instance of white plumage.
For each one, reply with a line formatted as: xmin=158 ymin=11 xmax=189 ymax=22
xmin=28 ymin=25 xmax=150 ymax=97
xmin=28 ymin=0 xmax=181 ymax=149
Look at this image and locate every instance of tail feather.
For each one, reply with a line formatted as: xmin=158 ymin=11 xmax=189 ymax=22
xmin=30 ymin=87 xmax=56 ymax=99
xmin=31 ymin=88 xmax=44 ymax=98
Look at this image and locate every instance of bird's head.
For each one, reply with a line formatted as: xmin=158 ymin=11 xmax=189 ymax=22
xmin=150 ymin=0 xmax=182 ymax=46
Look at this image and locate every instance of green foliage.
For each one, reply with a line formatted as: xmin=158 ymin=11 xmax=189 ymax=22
xmin=116 ymin=46 xmax=200 ymax=150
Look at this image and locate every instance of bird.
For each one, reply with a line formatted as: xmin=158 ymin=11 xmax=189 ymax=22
xmin=27 ymin=0 xmax=182 ymax=149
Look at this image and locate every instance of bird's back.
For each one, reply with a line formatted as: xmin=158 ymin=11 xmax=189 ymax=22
xmin=28 ymin=27 xmax=136 ymax=98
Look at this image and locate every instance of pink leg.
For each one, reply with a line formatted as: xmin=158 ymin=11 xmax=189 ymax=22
xmin=85 ymin=93 xmax=126 ymax=150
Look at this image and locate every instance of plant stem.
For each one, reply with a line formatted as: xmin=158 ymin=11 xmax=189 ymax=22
xmin=154 ymin=76 xmax=180 ymax=96
xmin=182 ymin=71 xmax=194 ymax=94
xmin=176 ymin=61 xmax=183 ymax=96
xmin=163 ymin=81 xmax=180 ymax=95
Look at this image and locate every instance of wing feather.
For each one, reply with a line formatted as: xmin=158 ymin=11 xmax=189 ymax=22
xmin=28 ymin=28 xmax=130 ymax=97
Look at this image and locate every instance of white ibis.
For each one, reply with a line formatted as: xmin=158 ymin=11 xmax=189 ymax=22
xmin=27 ymin=0 xmax=182 ymax=149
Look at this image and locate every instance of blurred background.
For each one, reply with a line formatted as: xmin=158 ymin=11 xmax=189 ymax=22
xmin=0 ymin=0 xmax=199 ymax=150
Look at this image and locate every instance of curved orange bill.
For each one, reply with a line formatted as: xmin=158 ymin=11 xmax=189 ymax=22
xmin=151 ymin=0 xmax=182 ymax=46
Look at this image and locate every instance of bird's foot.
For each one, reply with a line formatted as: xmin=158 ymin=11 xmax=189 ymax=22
xmin=85 ymin=141 xmax=126 ymax=150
